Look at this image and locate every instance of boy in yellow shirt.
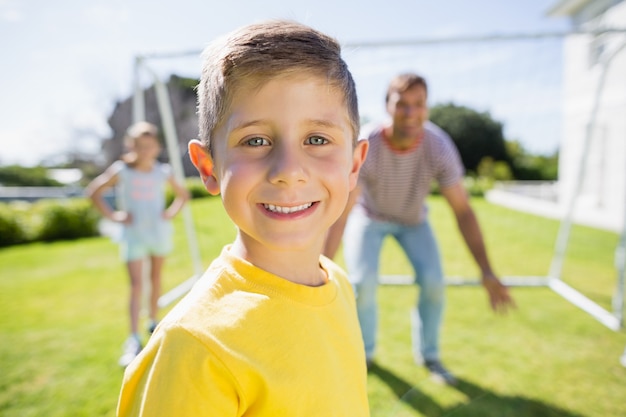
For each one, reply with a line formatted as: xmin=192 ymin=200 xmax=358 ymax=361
xmin=117 ymin=19 xmax=370 ymax=416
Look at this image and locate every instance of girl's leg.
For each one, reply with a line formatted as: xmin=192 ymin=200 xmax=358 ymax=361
xmin=126 ymin=259 xmax=144 ymax=336
xmin=148 ymin=255 xmax=165 ymax=325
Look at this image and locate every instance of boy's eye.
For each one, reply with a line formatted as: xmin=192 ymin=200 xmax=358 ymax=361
xmin=245 ymin=137 xmax=270 ymax=146
xmin=306 ymin=136 xmax=328 ymax=145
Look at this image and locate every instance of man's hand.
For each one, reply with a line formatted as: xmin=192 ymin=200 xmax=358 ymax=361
xmin=481 ymin=272 xmax=516 ymax=313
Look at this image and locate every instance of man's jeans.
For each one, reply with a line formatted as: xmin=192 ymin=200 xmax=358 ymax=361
xmin=343 ymin=206 xmax=445 ymax=362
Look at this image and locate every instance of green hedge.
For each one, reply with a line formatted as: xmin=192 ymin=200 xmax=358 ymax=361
xmin=0 ymin=198 xmax=100 ymax=247
xmin=0 ymin=178 xmax=213 ymax=248
xmin=38 ymin=199 xmax=101 ymax=242
xmin=430 ymin=175 xmax=495 ymax=197
xmin=0 ymin=202 xmax=28 ymax=246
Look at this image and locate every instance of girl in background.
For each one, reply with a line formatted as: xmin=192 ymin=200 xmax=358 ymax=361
xmin=86 ymin=121 xmax=190 ymax=367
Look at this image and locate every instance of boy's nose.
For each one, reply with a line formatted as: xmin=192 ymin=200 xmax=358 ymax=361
xmin=268 ymin=145 xmax=307 ymax=185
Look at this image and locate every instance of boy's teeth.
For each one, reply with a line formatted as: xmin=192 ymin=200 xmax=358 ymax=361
xmin=264 ymin=203 xmax=312 ymax=213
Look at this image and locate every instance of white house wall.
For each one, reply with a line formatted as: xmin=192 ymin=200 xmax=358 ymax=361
xmin=558 ymin=2 xmax=626 ymax=231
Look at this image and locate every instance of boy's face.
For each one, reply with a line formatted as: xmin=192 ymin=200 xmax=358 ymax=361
xmin=190 ymin=74 xmax=367 ymax=255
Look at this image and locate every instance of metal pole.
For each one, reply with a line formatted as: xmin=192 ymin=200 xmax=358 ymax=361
xmin=614 ymin=228 xmax=625 ymax=327
xmin=140 ymin=63 xmax=204 ymax=278
xmin=132 ymin=56 xmax=145 ymax=123
xmin=613 ymin=144 xmax=626 ymax=327
xmin=548 ymin=39 xmax=626 ymax=281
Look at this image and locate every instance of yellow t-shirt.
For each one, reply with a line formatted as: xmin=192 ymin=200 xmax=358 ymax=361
xmin=117 ymin=246 xmax=370 ymax=417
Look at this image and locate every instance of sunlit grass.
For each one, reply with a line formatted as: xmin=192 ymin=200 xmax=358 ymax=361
xmin=0 ymin=196 xmax=624 ymax=417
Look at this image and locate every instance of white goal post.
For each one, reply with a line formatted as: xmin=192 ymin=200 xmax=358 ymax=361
xmin=132 ymin=56 xmax=203 ymax=308
xmin=131 ymin=29 xmax=626 ymax=331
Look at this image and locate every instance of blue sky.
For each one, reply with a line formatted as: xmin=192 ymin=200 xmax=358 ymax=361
xmin=0 ymin=0 xmax=571 ymax=166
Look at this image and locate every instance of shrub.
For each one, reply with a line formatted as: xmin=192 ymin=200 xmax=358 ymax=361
xmin=463 ymin=176 xmax=494 ymax=197
xmin=187 ymin=178 xmax=213 ymax=199
xmin=35 ymin=199 xmax=100 ymax=242
xmin=429 ymin=176 xmax=494 ymax=197
xmin=0 ymin=179 xmax=212 ymax=248
xmin=165 ymin=177 xmax=213 ymax=205
xmin=477 ymin=157 xmax=514 ymax=181
xmin=0 ymin=203 xmax=27 ymax=247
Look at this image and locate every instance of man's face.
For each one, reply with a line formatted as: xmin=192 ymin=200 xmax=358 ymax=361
xmin=386 ymin=84 xmax=429 ymax=140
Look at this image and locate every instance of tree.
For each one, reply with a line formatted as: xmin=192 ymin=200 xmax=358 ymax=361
xmin=506 ymin=140 xmax=558 ymax=181
xmin=0 ymin=165 xmax=62 ymax=186
xmin=429 ymin=103 xmax=510 ymax=174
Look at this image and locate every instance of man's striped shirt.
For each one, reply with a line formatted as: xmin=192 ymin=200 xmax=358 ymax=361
xmin=357 ymin=120 xmax=464 ymax=226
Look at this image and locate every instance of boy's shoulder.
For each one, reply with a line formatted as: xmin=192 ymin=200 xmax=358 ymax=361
xmin=320 ymin=255 xmax=354 ymax=296
xmin=166 ymin=252 xmax=353 ymax=324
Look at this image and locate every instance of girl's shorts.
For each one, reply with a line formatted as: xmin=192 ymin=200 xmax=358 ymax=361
xmin=120 ymin=237 xmax=172 ymax=262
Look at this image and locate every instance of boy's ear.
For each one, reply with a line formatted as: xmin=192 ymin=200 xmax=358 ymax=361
xmin=348 ymin=139 xmax=369 ymax=190
xmin=188 ymin=139 xmax=220 ymax=195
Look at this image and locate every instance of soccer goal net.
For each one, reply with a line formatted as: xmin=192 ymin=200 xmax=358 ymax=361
xmin=133 ymin=29 xmax=626 ymax=331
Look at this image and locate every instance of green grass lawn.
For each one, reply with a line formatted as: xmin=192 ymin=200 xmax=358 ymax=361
xmin=1 ymin=196 xmax=624 ymax=416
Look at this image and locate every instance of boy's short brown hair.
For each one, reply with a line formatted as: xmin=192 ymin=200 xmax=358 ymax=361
xmin=197 ymin=20 xmax=360 ymax=153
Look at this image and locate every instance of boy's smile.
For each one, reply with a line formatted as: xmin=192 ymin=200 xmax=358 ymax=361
xmin=262 ymin=202 xmax=314 ymax=216
xmin=191 ymin=74 xmax=367 ymax=281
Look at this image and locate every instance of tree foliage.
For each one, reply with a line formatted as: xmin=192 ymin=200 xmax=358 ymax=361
xmin=0 ymin=165 xmax=62 ymax=186
xmin=429 ymin=103 xmax=558 ymax=181
xmin=506 ymin=140 xmax=558 ymax=181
